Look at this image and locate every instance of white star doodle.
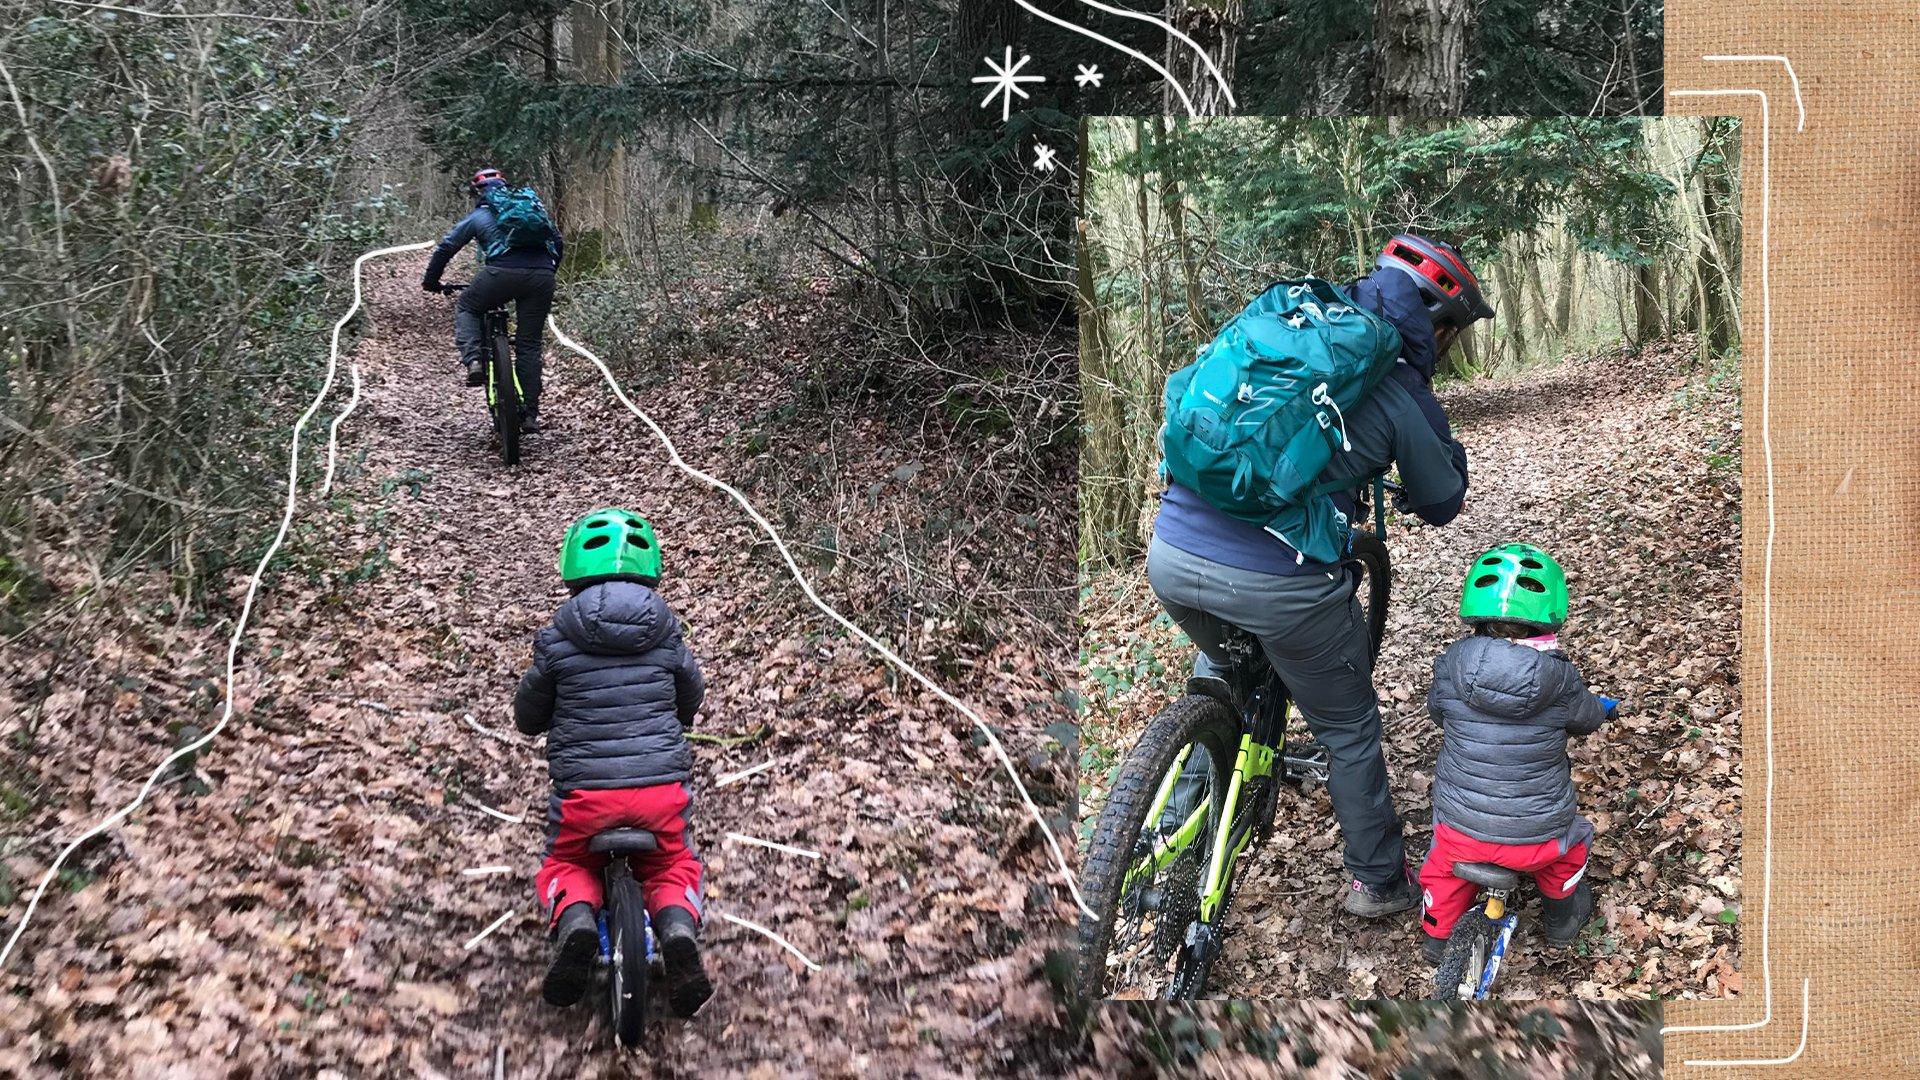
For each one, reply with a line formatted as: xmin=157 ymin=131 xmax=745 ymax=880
xmin=1032 ymin=142 xmax=1059 ymax=173
xmin=972 ymin=46 xmax=1045 ymax=123
xmin=1075 ymin=63 xmax=1104 ymax=89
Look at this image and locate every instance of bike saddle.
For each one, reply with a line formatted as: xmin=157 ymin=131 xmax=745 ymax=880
xmin=1453 ymin=862 xmax=1521 ymax=891
xmin=587 ymin=828 xmax=659 ymax=855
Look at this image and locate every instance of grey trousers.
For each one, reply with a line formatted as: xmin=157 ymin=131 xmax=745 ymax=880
xmin=1145 ymin=536 xmax=1406 ymax=887
xmin=455 ymin=265 xmax=556 ymax=414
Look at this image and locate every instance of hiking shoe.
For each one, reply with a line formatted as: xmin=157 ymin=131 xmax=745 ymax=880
xmin=520 ymin=411 xmax=541 ymax=433
xmin=462 ymin=360 xmax=484 ymax=387
xmin=1342 ymin=869 xmax=1420 ymax=918
xmin=542 ymin=902 xmax=599 ymax=1007
xmin=1420 ymin=933 xmax=1447 ymax=964
xmin=656 ymin=906 xmax=713 ymax=1017
xmin=1540 ymin=878 xmax=1594 ymax=948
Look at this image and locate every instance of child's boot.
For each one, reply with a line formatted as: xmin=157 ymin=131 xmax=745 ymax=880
xmin=656 ymin=906 xmax=713 ymax=1017
xmin=542 ymin=901 xmax=600 ymax=1006
xmin=1540 ymin=879 xmax=1594 ymax=948
xmin=1420 ymin=933 xmax=1447 ymax=964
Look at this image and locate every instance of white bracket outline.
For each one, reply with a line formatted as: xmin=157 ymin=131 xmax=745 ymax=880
xmin=1664 ymin=54 xmax=1812 ymax=1068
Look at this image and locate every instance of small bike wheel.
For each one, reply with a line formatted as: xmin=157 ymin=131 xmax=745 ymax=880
xmin=1344 ymin=533 xmax=1391 ymax=664
xmin=489 ymin=331 xmax=520 ymax=466
xmin=1432 ymin=911 xmax=1493 ymax=1001
xmin=607 ymin=874 xmax=650 ymax=1047
xmin=1075 ymin=694 xmax=1238 ymax=1002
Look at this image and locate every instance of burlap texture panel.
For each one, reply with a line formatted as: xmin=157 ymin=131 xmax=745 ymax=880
xmin=1661 ymin=14 xmax=1920 ymax=1075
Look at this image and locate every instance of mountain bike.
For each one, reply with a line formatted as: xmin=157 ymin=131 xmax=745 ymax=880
xmin=1429 ymin=862 xmax=1522 ymax=1001
xmin=439 ymin=283 xmax=522 ymax=466
xmin=589 ymin=827 xmax=662 ymax=1047
xmin=1074 ymin=477 xmax=1398 ymax=1001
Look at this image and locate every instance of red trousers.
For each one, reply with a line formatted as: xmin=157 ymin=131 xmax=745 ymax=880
xmin=1418 ymin=821 xmax=1588 ymax=940
xmin=536 ymin=784 xmax=705 ymax=927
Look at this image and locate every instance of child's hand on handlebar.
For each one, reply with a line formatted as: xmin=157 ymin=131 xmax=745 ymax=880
xmin=1597 ymin=695 xmax=1620 ymax=719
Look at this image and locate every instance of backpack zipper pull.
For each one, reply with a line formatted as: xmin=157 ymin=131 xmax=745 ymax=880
xmin=1312 ymin=383 xmax=1352 ymax=452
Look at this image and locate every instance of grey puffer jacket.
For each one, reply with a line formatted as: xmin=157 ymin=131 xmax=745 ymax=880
xmin=1427 ymin=635 xmax=1608 ymax=846
xmin=514 ymin=582 xmax=704 ymax=793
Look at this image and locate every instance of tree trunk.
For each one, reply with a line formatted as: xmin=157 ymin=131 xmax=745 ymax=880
xmin=1550 ymin=237 xmax=1577 ymax=336
xmin=1630 ymin=262 xmax=1662 ymax=346
xmin=1493 ymin=254 xmax=1526 ymax=370
xmin=1157 ymin=117 xmax=1210 ymax=344
xmin=1372 ymin=0 xmax=1468 ymax=115
xmin=567 ymin=0 xmax=624 ymax=251
xmin=1164 ymin=0 xmax=1243 ymax=116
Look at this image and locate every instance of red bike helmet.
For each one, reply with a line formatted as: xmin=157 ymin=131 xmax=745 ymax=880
xmin=470 ymin=167 xmax=505 ymax=191
xmin=1375 ymin=233 xmax=1496 ymax=329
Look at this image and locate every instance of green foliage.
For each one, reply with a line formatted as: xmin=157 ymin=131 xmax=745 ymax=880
xmin=1 ymin=10 xmax=399 ymax=597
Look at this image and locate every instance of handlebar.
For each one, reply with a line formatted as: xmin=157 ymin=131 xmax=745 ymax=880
xmin=437 ymin=282 xmax=469 ymax=294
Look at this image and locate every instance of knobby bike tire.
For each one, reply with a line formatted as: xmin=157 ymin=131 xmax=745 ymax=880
xmin=607 ymin=872 xmax=650 ymax=1046
xmin=1345 ymin=533 xmax=1391 ymax=665
xmin=490 ymin=331 xmax=520 ymax=466
xmin=1432 ymin=911 xmax=1494 ymax=1001
xmin=1075 ymin=694 xmax=1238 ymax=1003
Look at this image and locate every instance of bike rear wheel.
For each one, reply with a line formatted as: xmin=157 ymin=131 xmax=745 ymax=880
xmin=1432 ymin=910 xmax=1494 ymax=1001
xmin=488 ymin=328 xmax=521 ymax=466
xmin=606 ymin=873 xmax=650 ymax=1046
xmin=1076 ymin=694 xmax=1238 ymax=1002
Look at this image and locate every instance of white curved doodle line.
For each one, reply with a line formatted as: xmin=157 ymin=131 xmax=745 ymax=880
xmin=1069 ymin=0 xmax=1235 ymax=111
xmin=321 ymin=362 xmax=363 ymax=496
xmin=1662 ymin=62 xmax=1809 ymax=1069
xmin=1011 ymin=0 xmax=1198 ymax=117
xmin=717 ymin=910 xmax=822 ymax=971
xmin=0 ymin=239 xmax=437 ymax=972
xmin=547 ymin=318 xmax=1096 ymax=920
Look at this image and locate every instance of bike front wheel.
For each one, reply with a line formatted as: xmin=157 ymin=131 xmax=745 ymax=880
xmin=1431 ymin=910 xmax=1494 ymax=1001
xmin=1344 ymin=533 xmax=1391 ymax=664
xmin=1075 ymin=694 xmax=1238 ymax=1002
xmin=606 ymin=873 xmax=650 ymax=1046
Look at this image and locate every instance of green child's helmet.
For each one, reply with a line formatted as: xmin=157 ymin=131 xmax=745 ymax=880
xmin=1459 ymin=543 xmax=1568 ymax=630
xmin=559 ymin=508 xmax=662 ymax=587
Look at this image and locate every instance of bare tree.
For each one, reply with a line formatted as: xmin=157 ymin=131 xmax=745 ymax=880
xmin=1372 ymin=0 xmax=1467 ymax=115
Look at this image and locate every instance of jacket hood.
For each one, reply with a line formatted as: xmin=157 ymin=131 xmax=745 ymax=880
xmin=554 ymin=581 xmax=675 ymax=656
xmin=1447 ymin=635 xmax=1563 ymax=719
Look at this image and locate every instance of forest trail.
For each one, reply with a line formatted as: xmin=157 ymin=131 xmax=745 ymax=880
xmin=1082 ymin=340 xmax=1743 ymax=1001
xmin=0 ymin=259 xmax=1074 ymax=1076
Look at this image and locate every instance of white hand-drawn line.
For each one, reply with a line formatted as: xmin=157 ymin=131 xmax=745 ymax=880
xmin=972 ymin=47 xmax=1045 ymax=123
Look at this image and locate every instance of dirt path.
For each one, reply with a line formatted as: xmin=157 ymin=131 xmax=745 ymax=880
xmin=1 ymin=259 xmax=1076 ymax=1075
xmin=1082 ymin=341 xmax=1743 ymax=1001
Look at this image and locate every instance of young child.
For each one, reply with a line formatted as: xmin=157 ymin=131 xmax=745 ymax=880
xmin=514 ymin=508 xmax=713 ymax=1016
xmin=1418 ymin=543 xmax=1615 ymax=962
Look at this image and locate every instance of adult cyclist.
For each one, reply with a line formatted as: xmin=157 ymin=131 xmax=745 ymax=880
xmin=420 ymin=168 xmax=565 ymax=433
xmin=1147 ymin=234 xmax=1492 ymax=919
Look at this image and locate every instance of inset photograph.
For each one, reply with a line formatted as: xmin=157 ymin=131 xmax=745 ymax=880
xmin=1074 ymin=115 xmax=1743 ymax=1001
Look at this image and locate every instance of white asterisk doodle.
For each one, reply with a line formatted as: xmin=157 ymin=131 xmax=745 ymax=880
xmin=972 ymin=46 xmax=1045 ymax=123
xmin=1032 ymin=142 xmax=1058 ymax=173
xmin=1075 ymin=64 xmax=1104 ymax=89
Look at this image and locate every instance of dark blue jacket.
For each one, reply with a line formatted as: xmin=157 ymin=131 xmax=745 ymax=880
xmin=1152 ymin=268 xmax=1470 ymax=575
xmin=421 ymin=183 xmax=565 ymax=287
xmin=1428 ymin=636 xmax=1608 ymax=847
xmin=514 ymin=582 xmax=704 ymax=793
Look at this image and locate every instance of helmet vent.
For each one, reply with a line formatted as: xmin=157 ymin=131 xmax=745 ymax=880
xmin=582 ymin=535 xmax=611 ymax=550
xmin=1517 ymin=577 xmax=1546 ymax=593
xmin=627 ymin=534 xmax=650 ymax=548
xmin=587 ymin=518 xmax=608 ymax=528
xmin=1473 ymin=575 xmax=1499 ymax=588
xmin=1480 ymin=558 xmax=1500 ymax=566
xmin=1519 ymin=558 xmax=1543 ymax=569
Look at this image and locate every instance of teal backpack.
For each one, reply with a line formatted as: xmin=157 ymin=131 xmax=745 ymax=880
xmin=479 ymin=185 xmax=558 ymax=259
xmin=1159 ymin=277 xmax=1402 ymax=564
